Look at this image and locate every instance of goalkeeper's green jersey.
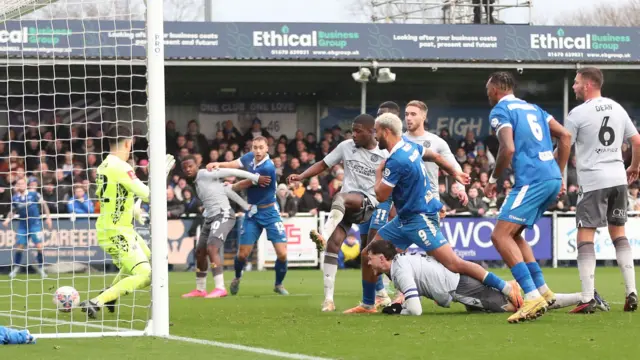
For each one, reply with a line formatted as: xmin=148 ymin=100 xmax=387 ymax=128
xmin=95 ymin=154 xmax=150 ymax=230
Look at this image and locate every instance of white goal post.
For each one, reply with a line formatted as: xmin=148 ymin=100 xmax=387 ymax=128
xmin=0 ymin=0 xmax=168 ymax=338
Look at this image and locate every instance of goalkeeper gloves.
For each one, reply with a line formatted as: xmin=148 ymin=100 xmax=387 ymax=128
xmin=381 ymin=302 xmax=403 ymax=315
xmin=166 ymin=154 xmax=176 ymax=177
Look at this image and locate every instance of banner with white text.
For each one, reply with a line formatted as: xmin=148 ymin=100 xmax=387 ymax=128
xmin=556 ymin=217 xmax=640 ymax=260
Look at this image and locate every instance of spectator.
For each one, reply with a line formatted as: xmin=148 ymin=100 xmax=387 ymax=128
xmin=473 ymin=0 xmax=496 ymax=24
xmin=173 ymin=178 xmax=190 ymax=202
xmin=166 ymin=120 xmax=179 ymax=155
xmin=67 ymin=185 xmax=94 ymax=214
xmin=484 ymin=128 xmax=499 ymax=158
xmin=276 ymin=183 xmax=299 ymax=218
xmin=243 ymin=119 xmax=270 ymax=143
xmin=439 ymin=129 xmax=458 ymax=154
xmin=317 ymin=139 xmax=331 ymax=160
xmin=282 ymin=157 xmax=302 ymax=181
xmin=458 ymin=130 xmax=477 ymax=154
xmin=208 ymin=149 xmax=220 ymax=163
xmin=298 ymin=176 xmax=331 ymax=214
xmin=330 ymin=125 xmax=343 ymax=147
xmin=567 ymin=184 xmax=579 ymax=211
xmin=222 ymin=120 xmax=242 ymax=142
xmin=182 ymin=187 xmax=202 ymax=215
xmin=210 ymin=130 xmax=225 ymax=150
xmin=298 ymin=151 xmax=311 ymax=171
xmin=61 ymin=151 xmax=74 ymax=177
xmin=441 ymin=183 xmax=466 ymax=214
xmin=293 ymin=140 xmax=307 ymax=159
xmin=454 ymin=147 xmax=467 ymax=165
xmin=136 ymin=159 xmax=149 ymax=183
xmin=185 ymin=120 xmax=209 ymax=156
xmin=306 ymin=133 xmax=317 ymax=153
xmin=288 ymin=129 xmax=305 ymax=155
xmin=166 ymin=187 xmax=184 ymax=219
xmin=41 ymin=180 xmax=65 ymax=214
xmin=338 ymin=234 xmax=360 ymax=269
xmin=273 ymin=157 xmax=284 ymax=183
xmin=328 ymin=167 xmax=344 ymax=197
xmin=465 ymin=188 xmax=488 ymax=217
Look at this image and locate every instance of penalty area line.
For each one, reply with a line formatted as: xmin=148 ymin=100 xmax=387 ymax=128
xmin=0 ymin=313 xmax=334 ymax=360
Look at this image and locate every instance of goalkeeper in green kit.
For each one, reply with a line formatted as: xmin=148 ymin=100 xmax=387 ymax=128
xmin=81 ymin=124 xmax=175 ymax=319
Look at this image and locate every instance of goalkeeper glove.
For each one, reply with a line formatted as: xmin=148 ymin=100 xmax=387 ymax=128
xmin=381 ymin=302 xmax=403 ymax=315
xmin=166 ymin=154 xmax=176 ymax=177
xmin=133 ymin=199 xmax=145 ymax=225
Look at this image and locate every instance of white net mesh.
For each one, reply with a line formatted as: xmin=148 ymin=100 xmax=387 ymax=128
xmin=0 ymin=0 xmax=152 ymax=337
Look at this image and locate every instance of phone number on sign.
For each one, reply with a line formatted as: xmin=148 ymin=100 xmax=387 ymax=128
xmin=270 ymin=49 xmax=310 ymax=55
xmin=546 ymin=52 xmax=584 ymax=58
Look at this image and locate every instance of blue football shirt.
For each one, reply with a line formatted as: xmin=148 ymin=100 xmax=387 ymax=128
xmin=237 ymin=153 xmax=277 ymax=206
xmin=381 ymin=140 xmax=442 ymax=219
xmin=489 ymin=95 xmax=562 ymax=186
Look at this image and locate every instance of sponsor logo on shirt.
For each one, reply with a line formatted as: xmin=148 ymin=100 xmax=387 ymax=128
xmin=345 ymin=160 xmax=376 ymax=177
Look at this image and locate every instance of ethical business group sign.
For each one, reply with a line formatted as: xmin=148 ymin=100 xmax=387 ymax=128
xmin=0 ymin=21 xmax=637 ymax=62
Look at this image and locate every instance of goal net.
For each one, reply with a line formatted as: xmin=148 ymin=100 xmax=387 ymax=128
xmin=0 ymin=0 xmax=168 ymax=338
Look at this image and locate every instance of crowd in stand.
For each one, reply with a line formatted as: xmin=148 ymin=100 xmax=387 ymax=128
xmin=2 ymin=116 xmax=640 ymax=220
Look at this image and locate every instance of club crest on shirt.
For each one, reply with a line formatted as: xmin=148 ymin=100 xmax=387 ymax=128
xmin=423 ymin=140 xmax=431 ymax=148
xmin=490 ymin=118 xmax=499 ymax=129
xmin=383 ymin=168 xmax=390 ymax=177
xmin=371 ymin=154 xmax=380 ymax=162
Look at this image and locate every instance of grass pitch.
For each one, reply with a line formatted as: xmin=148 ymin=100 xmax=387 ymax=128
xmin=1 ymin=267 xmax=639 ymax=359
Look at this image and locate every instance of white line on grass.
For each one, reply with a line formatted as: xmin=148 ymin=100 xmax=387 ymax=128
xmin=0 ymin=313 xmax=334 ymax=360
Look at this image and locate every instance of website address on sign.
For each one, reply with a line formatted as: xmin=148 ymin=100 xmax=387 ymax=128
xmin=270 ymin=49 xmax=360 ymax=57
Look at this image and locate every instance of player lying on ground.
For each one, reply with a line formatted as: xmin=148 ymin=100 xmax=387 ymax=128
xmin=207 ymin=136 xmax=289 ymax=295
xmin=484 ymin=71 xmax=572 ymax=323
xmin=367 ymin=240 xmax=610 ymax=315
xmin=287 ymin=113 xmax=392 ymax=312
xmin=351 ymin=112 xmax=523 ymax=314
xmin=4 ymin=177 xmax=53 ymax=279
xmin=181 ymin=155 xmax=270 ymax=298
xmin=565 ymin=67 xmax=638 ymax=313
xmin=80 ymin=124 xmax=175 ymax=318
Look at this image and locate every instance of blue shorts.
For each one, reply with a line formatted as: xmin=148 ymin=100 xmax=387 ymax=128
xmin=377 ymin=213 xmax=447 ymax=252
xmin=498 ymin=179 xmax=561 ymax=229
xmin=360 ymin=199 xmax=392 ymax=234
xmin=238 ymin=205 xmax=287 ymax=246
xmin=15 ymin=223 xmax=43 ymax=247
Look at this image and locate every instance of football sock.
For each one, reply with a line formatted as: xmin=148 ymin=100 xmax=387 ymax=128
xmin=13 ymin=250 xmax=23 ymax=267
xmin=234 ymin=256 xmax=246 ymax=279
xmin=511 ymin=262 xmax=541 ymax=300
xmin=482 ymin=271 xmax=508 ymax=295
xmin=323 ymin=198 xmax=346 ymax=240
xmin=526 ymin=261 xmax=550 ymax=295
xmin=275 ymin=259 xmax=288 ymax=286
xmin=213 ymin=274 xmax=225 ymax=290
xmin=94 ymin=262 xmax=151 ymax=307
xmin=613 ymin=237 xmax=637 ymax=296
xmin=577 ymin=242 xmax=596 ymax=302
xmin=362 ymin=280 xmax=376 ymax=306
xmin=549 ymin=293 xmax=582 ymax=309
xmin=196 ymin=271 xmax=207 ymax=291
xmin=323 ymin=253 xmax=339 ymax=301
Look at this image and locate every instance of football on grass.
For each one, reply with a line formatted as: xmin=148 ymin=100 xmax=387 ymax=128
xmin=54 ymin=286 xmax=80 ymax=313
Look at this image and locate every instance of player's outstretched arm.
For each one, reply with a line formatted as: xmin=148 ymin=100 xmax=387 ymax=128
xmin=224 ymin=184 xmax=250 ymax=211
xmin=288 ymin=160 xmax=328 ymax=184
xmin=548 ymin=118 xmax=572 ymax=174
xmin=422 ymin=149 xmax=470 ymax=186
xmin=627 ymin=134 xmax=640 ymax=183
xmin=119 ymin=166 xmax=150 ymax=203
xmin=202 ymin=168 xmax=262 ymax=185
xmin=206 ymin=159 xmax=241 ymax=171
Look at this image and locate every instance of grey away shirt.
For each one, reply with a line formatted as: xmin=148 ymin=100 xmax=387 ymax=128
xmin=565 ymin=97 xmax=638 ymax=193
xmin=194 ymin=168 xmax=256 ymax=217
